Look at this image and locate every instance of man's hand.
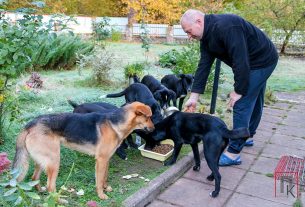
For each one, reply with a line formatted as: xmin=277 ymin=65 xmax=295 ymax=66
xmin=184 ymin=93 xmax=199 ymax=112
xmin=228 ymin=91 xmax=242 ymax=108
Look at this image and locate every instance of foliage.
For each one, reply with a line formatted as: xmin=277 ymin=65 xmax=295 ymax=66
xmin=158 ymin=49 xmax=179 ymax=68
xmin=140 ymin=22 xmax=151 ymax=53
xmin=77 ymin=48 xmax=117 ymax=85
xmin=32 ymin=34 xmax=94 ymax=70
xmin=0 ymin=85 xmax=20 ymax=144
xmin=239 ymin=0 xmax=305 ymax=54
xmin=121 ymin=0 xmax=184 ymax=25
xmin=92 ymin=17 xmax=111 ymax=41
xmin=0 ymin=169 xmax=40 ymax=207
xmin=124 ymin=62 xmax=146 ymax=79
xmin=111 ymin=29 xmax=122 ymax=42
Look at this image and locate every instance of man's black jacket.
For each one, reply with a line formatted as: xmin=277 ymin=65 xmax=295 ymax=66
xmin=192 ymin=14 xmax=278 ymax=96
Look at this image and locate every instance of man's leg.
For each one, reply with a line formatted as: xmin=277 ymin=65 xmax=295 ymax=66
xmin=244 ymin=83 xmax=267 ymax=146
xmin=219 ymin=62 xmax=277 ymax=166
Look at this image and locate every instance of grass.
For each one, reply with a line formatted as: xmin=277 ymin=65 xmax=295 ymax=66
xmin=1 ymin=41 xmax=304 ymax=206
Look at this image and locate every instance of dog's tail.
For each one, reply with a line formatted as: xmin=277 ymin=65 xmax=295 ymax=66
xmin=67 ymin=99 xmax=78 ymax=108
xmin=221 ymin=127 xmax=250 ymax=139
xmin=12 ymin=130 xmax=30 ymax=182
xmin=103 ymin=89 xmax=126 ymax=98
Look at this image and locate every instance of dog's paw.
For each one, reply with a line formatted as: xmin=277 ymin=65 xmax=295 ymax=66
xmin=100 ymin=95 xmax=107 ymax=99
xmin=104 ymin=186 xmax=112 ymax=192
xmin=193 ymin=165 xmax=200 ymax=171
xmin=98 ymin=192 xmax=109 ymax=200
xmin=206 ymin=174 xmax=214 ymax=181
xmin=209 ymin=191 xmax=219 ymax=198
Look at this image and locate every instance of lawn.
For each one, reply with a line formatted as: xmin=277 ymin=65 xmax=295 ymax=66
xmin=1 ymin=42 xmax=304 ymax=206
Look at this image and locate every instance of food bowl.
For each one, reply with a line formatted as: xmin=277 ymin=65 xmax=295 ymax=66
xmin=138 ymin=139 xmax=174 ymax=162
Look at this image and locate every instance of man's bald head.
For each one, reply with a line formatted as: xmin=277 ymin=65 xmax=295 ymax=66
xmin=180 ymin=9 xmax=205 ymax=40
xmin=180 ymin=9 xmax=205 ymax=25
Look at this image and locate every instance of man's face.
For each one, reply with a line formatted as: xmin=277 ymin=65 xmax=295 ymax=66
xmin=181 ymin=19 xmax=203 ymax=40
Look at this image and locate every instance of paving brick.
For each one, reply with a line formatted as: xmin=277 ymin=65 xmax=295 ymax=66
xmin=263 ymin=107 xmax=287 ymax=117
xmin=276 ymin=125 xmax=305 ymax=137
xmin=270 ymin=133 xmax=305 ymax=151
xmin=225 ymin=192 xmax=291 ymax=207
xmin=183 ymin=160 xmax=247 ymax=190
xmin=260 ymin=114 xmax=283 ymax=124
xmin=242 ymin=140 xmax=265 ymax=156
xmin=254 ymin=129 xmax=274 ymax=142
xmin=235 ymin=172 xmax=296 ymax=205
xmin=157 ymin=178 xmax=233 ymax=207
xmin=250 ymin=156 xmax=279 ymax=175
xmin=231 ymin=153 xmax=257 ymax=171
xmin=261 ymin=143 xmax=305 ymax=159
xmin=147 ymin=200 xmax=180 ymax=207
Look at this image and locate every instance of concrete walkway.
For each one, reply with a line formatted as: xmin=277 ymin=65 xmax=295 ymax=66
xmin=147 ymin=92 xmax=305 ymax=207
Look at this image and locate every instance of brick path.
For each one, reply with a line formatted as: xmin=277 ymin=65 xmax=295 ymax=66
xmin=148 ymin=93 xmax=305 ymax=207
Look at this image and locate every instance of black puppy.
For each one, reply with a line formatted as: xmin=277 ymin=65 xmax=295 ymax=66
xmin=103 ymin=83 xmax=163 ymax=124
xmin=68 ymin=100 xmax=137 ymax=160
xmin=161 ymin=74 xmax=194 ymax=110
xmin=139 ymin=75 xmax=176 ymax=109
xmin=149 ymin=111 xmax=250 ymax=197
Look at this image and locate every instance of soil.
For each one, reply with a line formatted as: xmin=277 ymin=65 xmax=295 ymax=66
xmin=151 ymin=144 xmax=174 ymax=155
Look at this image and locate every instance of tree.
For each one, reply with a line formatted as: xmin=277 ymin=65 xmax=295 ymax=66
xmin=240 ymin=0 xmax=305 ymax=54
xmin=121 ymin=0 xmax=183 ymax=25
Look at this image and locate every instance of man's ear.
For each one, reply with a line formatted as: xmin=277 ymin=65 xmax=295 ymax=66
xmin=135 ymin=104 xmax=152 ymax=117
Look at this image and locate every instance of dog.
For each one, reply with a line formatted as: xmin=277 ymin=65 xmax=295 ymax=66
xmin=102 ymin=83 xmax=163 ymax=124
xmin=139 ymin=75 xmax=176 ymax=109
xmin=12 ymin=102 xmax=154 ymax=200
xmin=149 ymin=111 xmax=250 ymax=197
xmin=161 ymin=74 xmax=194 ymax=110
xmin=68 ymin=100 xmax=138 ymax=160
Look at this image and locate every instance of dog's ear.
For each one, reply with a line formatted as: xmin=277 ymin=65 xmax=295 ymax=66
xmin=135 ymin=104 xmax=152 ymax=117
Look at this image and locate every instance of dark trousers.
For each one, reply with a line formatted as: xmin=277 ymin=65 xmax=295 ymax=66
xmin=227 ymin=61 xmax=278 ymax=154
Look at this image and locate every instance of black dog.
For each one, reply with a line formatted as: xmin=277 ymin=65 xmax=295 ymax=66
xmin=139 ymin=75 xmax=176 ymax=109
xmin=161 ymin=74 xmax=194 ymax=110
xmin=149 ymin=111 xmax=250 ymax=197
xmin=103 ymin=83 xmax=163 ymax=124
xmin=68 ymin=100 xmax=137 ymax=160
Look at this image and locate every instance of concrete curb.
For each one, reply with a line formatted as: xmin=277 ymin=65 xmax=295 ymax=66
xmin=123 ymin=145 xmax=203 ymax=207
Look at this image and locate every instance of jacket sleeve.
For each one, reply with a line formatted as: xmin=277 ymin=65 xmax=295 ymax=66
xmin=191 ymin=42 xmax=215 ymax=94
xmin=224 ymin=26 xmax=250 ymax=96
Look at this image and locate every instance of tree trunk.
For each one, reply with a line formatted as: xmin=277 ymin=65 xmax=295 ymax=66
xmin=166 ymin=25 xmax=174 ymax=44
xmin=126 ymin=7 xmax=136 ymax=42
xmin=280 ymin=31 xmax=293 ymax=54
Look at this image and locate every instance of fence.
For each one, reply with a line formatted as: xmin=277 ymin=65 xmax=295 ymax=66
xmin=3 ymin=12 xmax=305 ymax=46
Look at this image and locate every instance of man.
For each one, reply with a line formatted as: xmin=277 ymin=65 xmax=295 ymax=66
xmin=181 ymin=9 xmax=278 ymax=166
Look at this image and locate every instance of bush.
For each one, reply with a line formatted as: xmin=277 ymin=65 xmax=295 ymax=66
xmin=32 ymin=34 xmax=94 ymax=70
xmin=111 ymin=29 xmax=122 ymax=42
xmin=77 ymin=48 xmax=117 ymax=85
xmin=124 ymin=62 xmax=146 ymax=79
xmin=159 ymin=49 xmax=179 ymax=68
xmin=92 ymin=17 xmax=111 ymax=41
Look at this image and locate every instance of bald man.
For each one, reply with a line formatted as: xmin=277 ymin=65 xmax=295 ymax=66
xmin=181 ymin=10 xmax=278 ymax=166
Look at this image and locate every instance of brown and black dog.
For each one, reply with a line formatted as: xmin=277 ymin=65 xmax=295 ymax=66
xmin=12 ymin=102 xmax=154 ymax=200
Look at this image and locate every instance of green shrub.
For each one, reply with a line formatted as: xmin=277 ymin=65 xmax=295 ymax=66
xmin=159 ymin=49 xmax=179 ymax=68
xmin=77 ymin=48 xmax=116 ymax=85
xmin=32 ymin=34 xmax=94 ymax=71
xmin=92 ymin=17 xmax=111 ymax=41
xmin=111 ymin=29 xmax=122 ymax=42
xmin=124 ymin=62 xmax=146 ymax=79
